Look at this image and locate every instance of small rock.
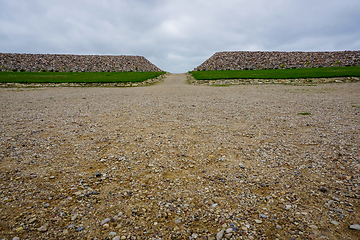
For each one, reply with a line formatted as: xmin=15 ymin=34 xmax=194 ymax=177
xmin=331 ymin=220 xmax=340 ymax=225
xmin=241 ymin=226 xmax=248 ymax=231
xmin=309 ymin=225 xmax=318 ymax=229
xmin=101 ymin=218 xmax=111 ymax=225
xmin=255 ymin=219 xmax=262 ymax=224
xmin=121 ymin=236 xmax=126 ymax=240
xmin=191 ymin=233 xmax=199 ymax=238
xmin=259 ymin=214 xmax=267 ymax=218
xmin=13 ymin=237 xmax=20 ymax=240
xmin=225 ymin=228 xmax=233 ymax=233
xmin=95 ymin=173 xmax=102 ymax=177
xmin=103 ymin=224 xmax=110 ymax=229
xmin=28 ymin=217 xmax=37 ymax=224
xmin=349 ymin=224 xmax=360 ymax=231
xmin=276 ymin=225 xmax=282 ymax=230
xmin=113 ymin=237 xmax=120 ymax=240
xmin=216 ymin=229 xmax=224 ymax=240
xmin=76 ymin=227 xmax=84 ymax=232
xmin=211 ymin=203 xmax=218 ymax=208
xmin=14 ymin=227 xmax=23 ymax=232
xmin=49 ymin=176 xmax=55 ymax=179
xmin=37 ymin=226 xmax=47 ymax=232
xmin=71 ymin=214 xmax=78 ymax=221
xmin=175 ymin=218 xmax=182 ymax=224
xmin=224 ymin=233 xmax=232 ymax=238
xmin=109 ymin=232 xmax=117 ymax=236
xmin=63 ymin=229 xmax=69 ymax=234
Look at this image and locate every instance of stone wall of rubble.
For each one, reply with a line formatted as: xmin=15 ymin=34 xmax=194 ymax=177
xmin=194 ymin=51 xmax=360 ymax=71
xmin=0 ymin=53 xmax=162 ymax=72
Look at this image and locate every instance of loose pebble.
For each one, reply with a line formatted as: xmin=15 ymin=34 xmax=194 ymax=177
xmin=349 ymin=224 xmax=360 ymax=231
xmin=101 ymin=218 xmax=111 ymax=225
xmin=76 ymin=227 xmax=84 ymax=232
xmin=37 ymin=226 xmax=47 ymax=232
xmin=216 ymin=229 xmax=224 ymax=240
xmin=331 ymin=221 xmax=340 ymax=226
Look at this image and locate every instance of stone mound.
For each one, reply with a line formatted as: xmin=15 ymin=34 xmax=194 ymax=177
xmin=194 ymin=51 xmax=360 ymax=71
xmin=0 ymin=53 xmax=162 ymax=72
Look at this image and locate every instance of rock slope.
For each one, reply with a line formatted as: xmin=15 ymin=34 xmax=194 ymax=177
xmin=0 ymin=53 xmax=162 ymax=72
xmin=194 ymin=51 xmax=360 ymax=71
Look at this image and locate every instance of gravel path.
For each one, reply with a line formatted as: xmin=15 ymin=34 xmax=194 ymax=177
xmin=0 ymin=74 xmax=359 ymax=239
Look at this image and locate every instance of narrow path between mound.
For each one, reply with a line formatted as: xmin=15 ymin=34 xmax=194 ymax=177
xmin=157 ymin=73 xmax=188 ymax=86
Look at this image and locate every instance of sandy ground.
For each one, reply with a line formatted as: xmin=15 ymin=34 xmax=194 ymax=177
xmin=0 ymin=73 xmax=359 ymax=240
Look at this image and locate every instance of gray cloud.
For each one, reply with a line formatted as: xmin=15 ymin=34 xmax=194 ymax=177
xmin=1 ymin=0 xmax=359 ymax=72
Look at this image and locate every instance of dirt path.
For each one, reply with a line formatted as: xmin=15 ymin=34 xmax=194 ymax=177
xmin=157 ymin=73 xmax=188 ymax=86
xmin=0 ymin=79 xmax=359 ymax=239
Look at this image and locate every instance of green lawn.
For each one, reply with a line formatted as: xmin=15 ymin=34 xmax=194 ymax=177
xmin=190 ymin=66 xmax=360 ymax=80
xmin=0 ymin=71 xmax=165 ymax=83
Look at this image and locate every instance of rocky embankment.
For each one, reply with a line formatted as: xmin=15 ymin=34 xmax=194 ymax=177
xmin=0 ymin=53 xmax=162 ymax=72
xmin=194 ymin=51 xmax=360 ymax=71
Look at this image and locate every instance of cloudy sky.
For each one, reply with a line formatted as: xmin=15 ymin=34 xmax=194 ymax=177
xmin=1 ymin=0 xmax=359 ymax=73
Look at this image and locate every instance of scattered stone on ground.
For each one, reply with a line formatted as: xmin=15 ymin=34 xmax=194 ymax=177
xmin=0 ymin=74 xmax=359 ymax=239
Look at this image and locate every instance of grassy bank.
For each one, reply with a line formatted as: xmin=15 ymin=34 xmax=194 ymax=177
xmin=0 ymin=71 xmax=165 ymax=83
xmin=190 ymin=66 xmax=360 ymax=80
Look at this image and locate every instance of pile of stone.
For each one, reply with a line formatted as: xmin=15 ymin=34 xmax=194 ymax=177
xmin=0 ymin=53 xmax=162 ymax=72
xmin=194 ymin=51 xmax=360 ymax=71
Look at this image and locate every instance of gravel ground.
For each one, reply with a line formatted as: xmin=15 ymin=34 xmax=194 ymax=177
xmin=0 ymin=73 xmax=359 ymax=240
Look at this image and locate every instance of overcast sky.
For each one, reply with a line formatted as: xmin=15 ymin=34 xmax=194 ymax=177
xmin=1 ymin=0 xmax=360 ymax=73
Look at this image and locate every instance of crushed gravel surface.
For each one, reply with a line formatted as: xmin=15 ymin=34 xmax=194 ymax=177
xmin=0 ymin=74 xmax=359 ymax=239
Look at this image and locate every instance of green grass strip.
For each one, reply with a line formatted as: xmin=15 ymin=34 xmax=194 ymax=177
xmin=0 ymin=71 xmax=165 ymax=83
xmin=190 ymin=66 xmax=360 ymax=80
